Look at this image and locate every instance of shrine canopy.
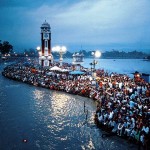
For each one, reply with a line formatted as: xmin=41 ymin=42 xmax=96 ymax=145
xmin=50 ymin=66 xmax=62 ymax=71
xmin=69 ymin=70 xmax=85 ymax=75
xmin=61 ymin=69 xmax=70 ymax=72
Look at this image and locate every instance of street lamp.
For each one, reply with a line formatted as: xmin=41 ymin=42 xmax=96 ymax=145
xmin=36 ymin=46 xmax=42 ymax=65
xmin=36 ymin=46 xmax=40 ymax=51
xmin=52 ymin=46 xmax=67 ymax=66
xmin=94 ymin=50 xmax=101 ymax=58
xmin=91 ymin=50 xmax=101 ymax=77
xmin=36 ymin=46 xmax=42 ymax=56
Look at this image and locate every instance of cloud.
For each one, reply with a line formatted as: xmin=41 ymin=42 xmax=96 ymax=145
xmin=28 ymin=0 xmax=150 ymax=45
xmin=0 ymin=0 xmax=150 ymax=51
xmin=54 ymin=0 xmax=150 ymax=43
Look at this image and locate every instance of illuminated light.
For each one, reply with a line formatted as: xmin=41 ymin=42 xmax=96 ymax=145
xmin=36 ymin=46 xmax=41 ymax=51
xmin=23 ymin=139 xmax=27 ymax=143
xmin=95 ymin=50 xmax=101 ymax=58
xmin=56 ymin=46 xmax=60 ymax=51
xmin=91 ymin=50 xmax=102 ymax=78
xmin=52 ymin=45 xmax=67 ymax=66
xmin=52 ymin=46 xmax=56 ymax=51
xmin=61 ymin=46 xmax=67 ymax=52
xmin=52 ymin=46 xmax=67 ymax=53
xmin=39 ymin=51 xmax=42 ymax=56
xmin=91 ymin=52 xmax=95 ymax=56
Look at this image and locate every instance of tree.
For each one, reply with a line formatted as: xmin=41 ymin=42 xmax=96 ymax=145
xmin=0 ymin=40 xmax=13 ymax=54
xmin=147 ymin=56 xmax=150 ymax=60
xmin=0 ymin=40 xmax=2 ymax=54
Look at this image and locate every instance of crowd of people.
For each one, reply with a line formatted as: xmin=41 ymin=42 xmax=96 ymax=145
xmin=94 ymin=73 xmax=149 ymax=149
xmin=2 ymin=62 xmax=150 ymax=149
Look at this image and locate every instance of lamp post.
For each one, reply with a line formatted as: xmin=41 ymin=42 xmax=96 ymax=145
xmin=52 ymin=46 xmax=67 ymax=66
xmin=89 ymin=62 xmax=93 ymax=72
xmin=36 ymin=46 xmax=41 ymax=56
xmin=36 ymin=46 xmax=40 ymax=51
xmin=36 ymin=46 xmax=42 ymax=65
xmin=91 ymin=50 xmax=101 ymax=78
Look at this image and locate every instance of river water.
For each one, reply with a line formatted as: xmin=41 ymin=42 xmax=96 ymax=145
xmin=0 ymin=59 xmax=146 ymax=150
xmin=64 ymin=58 xmax=150 ymax=76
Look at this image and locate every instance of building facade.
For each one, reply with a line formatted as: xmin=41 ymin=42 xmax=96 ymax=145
xmin=39 ymin=20 xmax=53 ymax=67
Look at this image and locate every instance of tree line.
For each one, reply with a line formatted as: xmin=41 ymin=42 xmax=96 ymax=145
xmin=0 ymin=40 xmax=149 ymax=59
xmin=63 ymin=49 xmax=150 ymax=59
xmin=0 ymin=40 xmax=13 ymax=54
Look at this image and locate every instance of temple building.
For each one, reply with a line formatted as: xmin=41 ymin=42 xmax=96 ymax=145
xmin=72 ymin=52 xmax=84 ymax=70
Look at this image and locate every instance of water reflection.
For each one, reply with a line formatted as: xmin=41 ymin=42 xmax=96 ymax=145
xmin=31 ymin=88 xmax=100 ymax=149
xmin=51 ymin=91 xmax=71 ymax=117
xmin=33 ymin=89 xmax=45 ymax=101
xmin=0 ymin=78 xmax=138 ymax=150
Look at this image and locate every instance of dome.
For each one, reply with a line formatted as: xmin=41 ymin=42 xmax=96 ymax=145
xmin=41 ymin=20 xmax=50 ymax=29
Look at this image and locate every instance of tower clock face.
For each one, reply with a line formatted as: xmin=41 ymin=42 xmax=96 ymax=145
xmin=43 ymin=33 xmax=49 ymax=39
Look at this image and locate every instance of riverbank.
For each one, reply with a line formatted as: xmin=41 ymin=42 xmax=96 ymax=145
xmin=2 ymin=62 xmax=150 ymax=149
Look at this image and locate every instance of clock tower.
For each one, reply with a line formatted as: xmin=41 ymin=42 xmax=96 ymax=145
xmin=39 ymin=20 xmax=53 ymax=67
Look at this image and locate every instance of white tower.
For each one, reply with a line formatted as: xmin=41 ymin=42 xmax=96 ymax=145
xmin=39 ymin=20 xmax=53 ymax=67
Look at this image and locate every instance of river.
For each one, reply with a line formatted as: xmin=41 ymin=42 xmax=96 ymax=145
xmin=0 ymin=59 xmax=145 ymax=150
xmin=64 ymin=58 xmax=150 ymax=76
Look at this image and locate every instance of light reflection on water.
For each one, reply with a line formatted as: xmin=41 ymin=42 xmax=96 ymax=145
xmin=51 ymin=91 xmax=71 ymax=117
xmin=30 ymin=88 xmax=137 ymax=150
xmin=32 ymin=88 xmax=98 ymax=149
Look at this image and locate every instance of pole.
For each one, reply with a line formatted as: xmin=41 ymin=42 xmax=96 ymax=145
xmin=86 ymin=109 xmax=88 ymax=120
xmin=59 ymin=51 xmax=63 ymax=66
xmin=84 ymin=101 xmax=85 ymax=113
xmin=93 ymin=60 xmax=95 ymax=72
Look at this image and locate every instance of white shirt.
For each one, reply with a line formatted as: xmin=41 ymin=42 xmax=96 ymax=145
xmin=142 ymin=126 xmax=149 ymax=134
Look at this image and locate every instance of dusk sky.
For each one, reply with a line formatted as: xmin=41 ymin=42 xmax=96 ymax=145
xmin=0 ymin=0 xmax=150 ymax=53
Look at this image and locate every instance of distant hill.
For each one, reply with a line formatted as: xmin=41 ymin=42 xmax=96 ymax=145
xmin=10 ymin=49 xmax=149 ymax=59
xmin=58 ymin=50 xmax=149 ymax=59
